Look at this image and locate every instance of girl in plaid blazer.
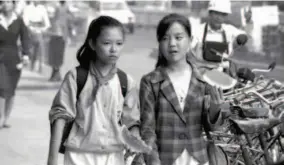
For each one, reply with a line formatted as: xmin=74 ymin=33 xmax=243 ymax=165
xmin=138 ymin=14 xmax=224 ymax=165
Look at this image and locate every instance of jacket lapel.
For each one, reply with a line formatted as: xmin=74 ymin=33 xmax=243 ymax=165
xmin=183 ymin=73 xmax=203 ymax=114
xmin=150 ymin=62 xmax=205 ymax=124
xmin=183 ymin=62 xmax=205 ymax=120
xmin=159 ymin=69 xmax=187 ymax=123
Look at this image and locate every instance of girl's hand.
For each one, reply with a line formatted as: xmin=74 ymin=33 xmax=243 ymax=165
xmin=209 ymin=86 xmax=223 ymax=105
xmin=207 ymin=86 xmax=223 ymax=120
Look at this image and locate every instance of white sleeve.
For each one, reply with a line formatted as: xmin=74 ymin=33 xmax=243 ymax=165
xmin=49 ymin=69 xmax=78 ymax=124
xmin=227 ymin=24 xmax=246 ymax=41
xmin=190 ymin=24 xmax=205 ymax=60
xmin=41 ymin=5 xmax=51 ymax=30
xmin=121 ymin=74 xmax=140 ymax=129
xmin=22 ymin=8 xmax=30 ymax=26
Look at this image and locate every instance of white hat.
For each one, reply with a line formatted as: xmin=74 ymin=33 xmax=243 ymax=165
xmin=208 ymin=0 xmax=232 ymax=14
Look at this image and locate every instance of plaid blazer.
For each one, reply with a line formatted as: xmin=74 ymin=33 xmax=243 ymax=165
xmin=138 ymin=63 xmax=223 ymax=165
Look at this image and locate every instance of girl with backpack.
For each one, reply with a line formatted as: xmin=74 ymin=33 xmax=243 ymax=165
xmin=137 ymin=13 xmax=226 ymax=165
xmin=47 ymin=16 xmax=141 ymax=165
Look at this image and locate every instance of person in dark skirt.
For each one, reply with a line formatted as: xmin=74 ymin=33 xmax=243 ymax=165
xmin=48 ymin=0 xmax=71 ymax=82
xmin=0 ymin=0 xmax=31 ymax=128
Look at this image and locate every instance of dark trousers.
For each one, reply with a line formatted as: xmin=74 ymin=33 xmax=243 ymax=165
xmin=48 ymin=35 xmax=66 ymax=70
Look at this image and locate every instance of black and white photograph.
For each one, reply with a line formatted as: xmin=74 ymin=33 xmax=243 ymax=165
xmin=0 ymin=0 xmax=284 ymax=165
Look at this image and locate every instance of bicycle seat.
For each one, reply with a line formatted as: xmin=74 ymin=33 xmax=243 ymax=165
xmin=240 ymin=107 xmax=270 ymax=118
xmin=237 ymin=67 xmax=255 ymax=82
xmin=230 ymin=118 xmax=281 ymax=134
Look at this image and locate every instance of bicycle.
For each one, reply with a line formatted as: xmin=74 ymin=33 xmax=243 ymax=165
xmin=206 ymin=63 xmax=284 ymax=164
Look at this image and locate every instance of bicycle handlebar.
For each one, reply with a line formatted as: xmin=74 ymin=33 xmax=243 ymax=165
xmin=224 ymin=79 xmax=275 ymax=99
xmin=241 ymin=89 xmax=284 ymax=105
xmin=225 ymin=81 xmax=284 ymax=109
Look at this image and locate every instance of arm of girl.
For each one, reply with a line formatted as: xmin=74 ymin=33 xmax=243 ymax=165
xmin=121 ymin=75 xmax=140 ymax=138
xmin=139 ymin=76 xmax=161 ymax=165
xmin=49 ymin=69 xmax=78 ymax=124
xmin=48 ymin=69 xmax=78 ymax=164
xmin=47 ymin=118 xmax=66 ymax=165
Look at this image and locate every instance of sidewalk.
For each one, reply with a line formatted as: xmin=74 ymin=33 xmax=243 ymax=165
xmin=0 ymin=69 xmax=64 ymax=165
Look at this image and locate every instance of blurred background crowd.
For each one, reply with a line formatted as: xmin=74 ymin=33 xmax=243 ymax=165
xmin=12 ymin=0 xmax=284 ymax=79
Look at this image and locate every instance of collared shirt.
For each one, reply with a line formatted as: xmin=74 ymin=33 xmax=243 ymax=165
xmin=168 ymin=67 xmax=191 ymax=111
xmin=22 ymin=3 xmax=51 ymax=33
xmin=0 ymin=12 xmax=18 ymax=30
xmin=191 ymin=23 xmax=246 ymax=61
xmin=49 ymin=63 xmax=140 ymax=153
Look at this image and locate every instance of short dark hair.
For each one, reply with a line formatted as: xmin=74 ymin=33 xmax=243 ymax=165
xmin=59 ymin=1 xmax=66 ymax=5
xmin=0 ymin=1 xmax=16 ymax=5
xmin=76 ymin=16 xmax=125 ymax=69
xmin=155 ymin=13 xmax=192 ymax=68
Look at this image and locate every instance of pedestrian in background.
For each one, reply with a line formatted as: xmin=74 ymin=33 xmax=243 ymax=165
xmin=137 ymin=13 xmax=224 ymax=165
xmin=0 ymin=0 xmax=30 ymax=128
xmin=22 ymin=0 xmax=50 ymax=71
xmin=14 ymin=0 xmax=26 ymax=15
xmin=47 ymin=0 xmax=71 ymax=82
xmin=191 ymin=0 xmax=247 ymax=77
xmin=48 ymin=16 xmax=140 ymax=165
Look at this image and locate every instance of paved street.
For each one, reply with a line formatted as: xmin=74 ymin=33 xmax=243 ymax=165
xmin=0 ymin=28 xmax=283 ymax=165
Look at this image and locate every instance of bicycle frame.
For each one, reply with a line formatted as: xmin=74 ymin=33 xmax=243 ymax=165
xmin=212 ymin=80 xmax=284 ymax=165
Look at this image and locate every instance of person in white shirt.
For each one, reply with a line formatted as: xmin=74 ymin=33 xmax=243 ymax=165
xmin=191 ymin=0 xmax=248 ymax=78
xmin=14 ymin=0 xmax=26 ymax=15
xmin=22 ymin=0 xmax=51 ymax=71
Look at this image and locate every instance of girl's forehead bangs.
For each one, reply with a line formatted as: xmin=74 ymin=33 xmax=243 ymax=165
xmin=158 ymin=20 xmax=188 ymax=37
xmin=89 ymin=24 xmax=124 ymax=33
xmin=89 ymin=27 xmax=125 ymax=41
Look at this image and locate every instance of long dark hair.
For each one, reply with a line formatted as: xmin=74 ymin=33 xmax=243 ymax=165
xmin=155 ymin=13 xmax=192 ymax=68
xmin=76 ymin=16 xmax=125 ymax=69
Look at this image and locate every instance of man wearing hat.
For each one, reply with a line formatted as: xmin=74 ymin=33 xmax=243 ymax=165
xmin=191 ymin=0 xmax=248 ymax=78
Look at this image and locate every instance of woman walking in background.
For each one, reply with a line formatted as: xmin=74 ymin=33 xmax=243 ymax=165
xmin=0 ymin=0 xmax=30 ymax=128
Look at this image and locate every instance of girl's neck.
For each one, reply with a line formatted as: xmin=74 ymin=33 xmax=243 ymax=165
xmin=166 ymin=59 xmax=189 ymax=73
xmin=93 ymin=60 xmax=115 ymax=77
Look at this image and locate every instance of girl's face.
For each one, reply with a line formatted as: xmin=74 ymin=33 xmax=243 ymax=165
xmin=91 ymin=27 xmax=124 ymax=65
xmin=1 ymin=0 xmax=14 ymax=13
xmin=159 ymin=22 xmax=191 ymax=65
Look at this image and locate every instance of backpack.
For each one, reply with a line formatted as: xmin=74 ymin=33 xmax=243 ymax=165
xmin=54 ymin=66 xmax=128 ymax=154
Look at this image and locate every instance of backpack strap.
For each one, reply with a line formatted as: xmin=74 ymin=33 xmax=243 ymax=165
xmin=76 ymin=66 xmax=88 ymax=100
xmin=76 ymin=67 xmax=128 ymax=99
xmin=117 ymin=68 xmax=128 ymax=98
